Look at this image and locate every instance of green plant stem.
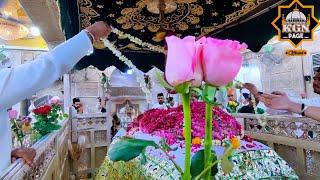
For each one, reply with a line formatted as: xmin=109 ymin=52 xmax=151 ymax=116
xmin=204 ymin=103 xmax=213 ymax=180
xmin=12 ymin=120 xmax=24 ymax=147
xmin=157 ymin=145 xmax=184 ymax=176
xmin=194 ymin=160 xmax=219 ymax=180
xmin=182 ymin=93 xmax=191 ymax=180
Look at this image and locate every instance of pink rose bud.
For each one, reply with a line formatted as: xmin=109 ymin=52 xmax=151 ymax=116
xmin=165 ymin=36 xmax=203 ymax=87
xmin=201 ymin=37 xmax=247 ymax=86
xmin=8 ymin=110 xmax=18 ymax=119
xmin=49 ymin=96 xmax=61 ymax=105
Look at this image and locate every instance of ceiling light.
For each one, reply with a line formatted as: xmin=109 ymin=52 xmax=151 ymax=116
xmin=0 ymin=1 xmax=29 ymax=40
xmin=126 ymin=69 xmax=133 ymax=75
xmin=30 ymin=26 xmax=41 ymax=36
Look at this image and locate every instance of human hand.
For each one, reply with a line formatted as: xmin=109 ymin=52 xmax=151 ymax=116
xmin=259 ymin=91 xmax=293 ymax=111
xmin=86 ymin=21 xmax=112 ymax=41
xmin=243 ymin=83 xmax=259 ymax=96
xmin=11 ymin=147 xmax=36 ymax=165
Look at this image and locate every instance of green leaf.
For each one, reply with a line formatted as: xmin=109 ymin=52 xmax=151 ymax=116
xmin=108 ymin=137 xmax=158 ymax=162
xmin=160 ymin=138 xmax=178 ymax=151
xmin=175 ymin=82 xmax=191 ymax=94
xmin=225 ymin=82 xmax=233 ymax=89
xmin=205 ymin=85 xmax=217 ymax=100
xmin=191 ymin=149 xmax=218 ymax=178
xmin=219 ymin=86 xmax=227 ymax=94
xmin=155 ymin=70 xmax=174 ymax=90
xmin=202 ymin=96 xmax=221 ymax=106
xmin=192 ymin=88 xmax=202 ymax=95
xmin=140 ymin=149 xmax=147 ymax=165
xmin=63 ymin=114 xmax=69 ymax=118
xmin=201 ymin=84 xmax=218 ymax=105
xmin=221 ymin=158 xmax=234 ymax=174
xmin=220 ymin=146 xmax=235 ymax=174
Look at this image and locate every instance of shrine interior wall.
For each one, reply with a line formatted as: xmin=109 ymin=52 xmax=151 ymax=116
xmin=244 ymin=30 xmax=320 ymax=98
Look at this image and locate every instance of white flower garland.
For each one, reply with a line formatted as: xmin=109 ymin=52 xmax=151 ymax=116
xmin=111 ymin=27 xmax=166 ymax=54
xmin=234 ymin=80 xmax=267 ymax=127
xmin=251 ymin=94 xmax=267 ymax=127
xmin=103 ymin=38 xmax=152 ymax=103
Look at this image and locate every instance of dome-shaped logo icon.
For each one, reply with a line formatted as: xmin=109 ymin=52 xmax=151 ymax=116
xmin=272 ymin=0 xmax=319 ymax=47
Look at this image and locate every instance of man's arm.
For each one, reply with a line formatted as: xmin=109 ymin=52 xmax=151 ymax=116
xmin=260 ymin=92 xmax=320 ymax=121
xmin=0 ymin=22 xmax=110 ymax=110
xmin=286 ymin=102 xmax=320 ymax=121
xmin=0 ymin=31 xmax=92 ymax=110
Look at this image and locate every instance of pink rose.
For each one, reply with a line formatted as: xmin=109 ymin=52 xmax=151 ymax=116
xmin=165 ymin=36 xmax=203 ymax=87
xmin=8 ymin=110 xmax=18 ymax=119
xmin=49 ymin=96 xmax=61 ymax=105
xmin=201 ymin=37 xmax=247 ymax=86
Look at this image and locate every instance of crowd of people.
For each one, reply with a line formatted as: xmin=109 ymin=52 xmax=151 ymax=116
xmin=151 ymin=93 xmax=178 ymax=109
xmin=71 ymin=96 xmax=108 ymax=114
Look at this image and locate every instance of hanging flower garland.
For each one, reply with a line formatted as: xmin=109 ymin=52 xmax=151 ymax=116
xmin=251 ymin=94 xmax=267 ymax=127
xmin=103 ymin=38 xmax=152 ymax=103
xmin=234 ymin=80 xmax=267 ymax=127
xmin=111 ymin=27 xmax=166 ymax=54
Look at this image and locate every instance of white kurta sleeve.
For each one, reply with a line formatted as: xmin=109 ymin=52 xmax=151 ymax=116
xmin=0 ymin=30 xmax=93 ymax=110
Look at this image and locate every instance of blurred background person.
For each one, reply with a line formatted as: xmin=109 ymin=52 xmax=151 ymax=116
xmin=72 ymin=98 xmax=83 ymax=114
xmin=166 ymin=96 xmax=178 ymax=108
xmin=238 ymin=94 xmax=264 ymax=114
xmin=227 ymin=89 xmax=239 ymax=113
xmin=111 ymin=114 xmax=121 ymax=139
xmin=96 ymin=97 xmax=106 ymax=113
xmin=152 ymin=93 xmax=167 ymax=109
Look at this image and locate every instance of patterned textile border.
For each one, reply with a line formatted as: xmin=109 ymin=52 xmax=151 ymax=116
xmin=95 ymin=148 xmax=298 ymax=179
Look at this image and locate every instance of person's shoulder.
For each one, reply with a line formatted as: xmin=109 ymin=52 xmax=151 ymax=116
xmin=237 ymin=106 xmax=246 ymax=113
xmin=151 ymin=103 xmax=159 ymax=109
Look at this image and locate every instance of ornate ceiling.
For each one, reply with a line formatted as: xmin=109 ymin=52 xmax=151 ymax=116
xmin=58 ymin=0 xmax=320 ymax=72
xmin=78 ymin=0 xmax=277 ymax=50
xmin=0 ymin=0 xmax=48 ymax=49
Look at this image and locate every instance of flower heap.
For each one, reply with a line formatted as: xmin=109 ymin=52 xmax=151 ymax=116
xmin=127 ymin=101 xmax=242 ymax=148
xmin=8 ymin=110 xmax=32 ymax=147
xmin=32 ymin=98 xmax=68 ymax=137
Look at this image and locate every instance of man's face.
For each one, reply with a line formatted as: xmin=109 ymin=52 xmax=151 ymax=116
xmin=157 ymin=96 xmax=164 ymax=104
xmin=313 ymin=72 xmax=320 ymax=94
xmin=74 ymin=102 xmax=81 ymax=108
xmin=228 ymin=94 xmax=235 ymax=101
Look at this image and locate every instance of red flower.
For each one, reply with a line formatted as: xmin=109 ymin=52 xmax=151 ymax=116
xmin=128 ymin=102 xmax=242 ymax=147
xmin=33 ymin=105 xmax=52 ymax=115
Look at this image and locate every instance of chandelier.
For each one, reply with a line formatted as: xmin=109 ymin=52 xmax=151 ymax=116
xmin=0 ymin=0 xmax=29 ymax=41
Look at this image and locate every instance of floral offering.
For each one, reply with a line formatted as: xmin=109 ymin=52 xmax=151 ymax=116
xmin=32 ymin=99 xmax=68 ymax=137
xmin=128 ymin=102 xmax=242 ymax=147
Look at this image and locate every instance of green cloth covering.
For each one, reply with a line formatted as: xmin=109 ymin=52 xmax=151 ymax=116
xmin=95 ymin=149 xmax=298 ymax=180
